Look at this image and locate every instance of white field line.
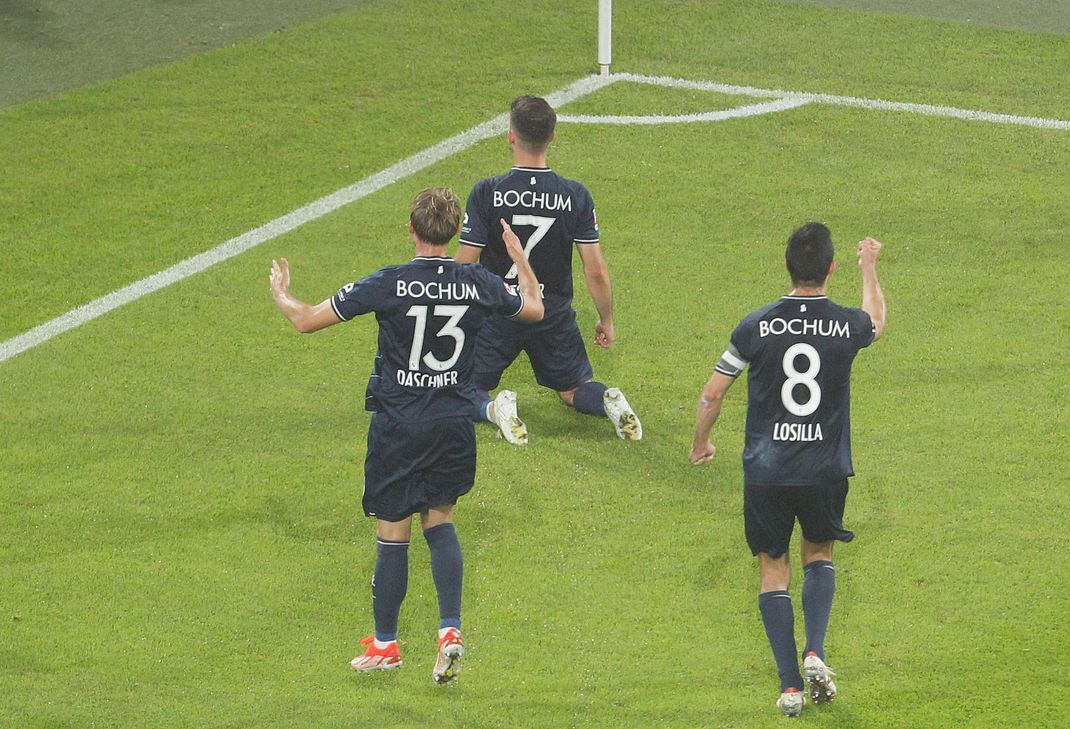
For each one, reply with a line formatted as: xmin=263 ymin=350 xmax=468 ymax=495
xmin=0 ymin=74 xmax=615 ymax=365
xmin=558 ymin=96 xmax=813 ymax=124
xmin=615 ymin=73 xmax=1070 ymax=130
xmin=4 ymin=71 xmax=1069 ymax=364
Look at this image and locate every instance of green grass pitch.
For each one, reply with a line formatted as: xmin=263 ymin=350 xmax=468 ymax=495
xmin=2 ymin=1 xmax=1069 ymax=727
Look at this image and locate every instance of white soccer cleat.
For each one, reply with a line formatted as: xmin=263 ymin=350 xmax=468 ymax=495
xmin=803 ymin=653 xmax=837 ymax=704
xmin=776 ymin=688 xmax=804 ymax=717
xmin=603 ymin=387 xmax=642 ymax=440
xmin=432 ymin=628 xmax=464 ymax=685
xmin=492 ymin=390 xmax=528 ymax=445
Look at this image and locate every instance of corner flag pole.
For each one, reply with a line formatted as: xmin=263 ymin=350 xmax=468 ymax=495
xmin=598 ymin=0 xmax=612 ymax=76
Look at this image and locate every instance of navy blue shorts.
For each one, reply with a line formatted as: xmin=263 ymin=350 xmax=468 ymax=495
xmin=743 ymin=479 xmax=854 ymax=558
xmin=362 ymin=413 xmax=476 ymax=522
xmin=472 ymin=302 xmax=593 ymax=393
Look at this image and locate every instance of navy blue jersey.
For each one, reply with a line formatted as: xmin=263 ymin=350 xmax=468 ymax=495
xmin=716 ymin=296 xmax=875 ymax=486
xmin=459 ymin=167 xmax=598 ymax=311
xmin=331 ymin=257 xmax=523 ymax=421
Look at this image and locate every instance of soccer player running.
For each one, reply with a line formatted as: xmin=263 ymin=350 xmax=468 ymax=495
xmin=269 ymin=188 xmax=543 ymax=684
xmin=454 ymin=95 xmax=641 ymax=445
xmin=689 ymin=224 xmax=886 ymax=716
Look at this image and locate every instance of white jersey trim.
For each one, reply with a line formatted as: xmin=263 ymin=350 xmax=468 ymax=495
xmin=329 ymin=296 xmax=350 ymax=322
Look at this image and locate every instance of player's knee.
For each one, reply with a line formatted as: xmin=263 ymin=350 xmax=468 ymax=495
xmin=758 ymin=552 xmax=792 ymax=590
xmin=801 ymin=538 xmax=834 ymax=564
xmin=558 ymin=389 xmax=576 ymax=406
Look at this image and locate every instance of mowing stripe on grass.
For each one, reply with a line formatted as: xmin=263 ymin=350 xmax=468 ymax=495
xmin=0 ymin=74 xmax=614 ymax=365
xmin=4 ymin=70 xmax=1068 ymax=365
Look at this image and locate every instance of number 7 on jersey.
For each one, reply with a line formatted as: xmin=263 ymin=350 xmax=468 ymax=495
xmin=504 ymin=215 xmax=555 ymax=279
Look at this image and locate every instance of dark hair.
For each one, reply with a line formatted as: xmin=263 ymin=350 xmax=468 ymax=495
xmin=510 ymin=95 xmax=556 ymax=152
xmin=410 ymin=188 xmax=461 ymax=246
xmin=786 ymin=223 xmax=835 ymax=286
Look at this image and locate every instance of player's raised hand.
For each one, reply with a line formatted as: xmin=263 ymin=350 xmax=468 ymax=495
xmin=270 ymin=258 xmax=291 ymax=298
xmin=500 ymin=219 xmax=524 ymax=261
xmin=857 ymin=237 xmax=882 ymax=269
xmin=690 ymin=441 xmax=716 ymax=465
xmin=594 ymin=319 xmax=615 ymax=348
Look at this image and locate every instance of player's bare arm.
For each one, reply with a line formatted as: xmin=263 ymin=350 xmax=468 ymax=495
xmin=576 ymin=243 xmax=615 ymax=348
xmin=690 ymin=371 xmax=736 ymax=465
xmin=857 ymin=237 xmax=886 ymax=341
xmin=500 ymin=219 xmax=544 ymax=323
xmin=269 ymin=257 xmax=343 ymax=333
xmin=454 ymin=243 xmax=481 ymax=265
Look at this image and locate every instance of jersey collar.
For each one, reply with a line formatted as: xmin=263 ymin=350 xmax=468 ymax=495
xmin=411 ymin=256 xmax=453 ymax=262
xmin=782 ymin=295 xmax=828 ymax=300
xmin=512 ymin=166 xmax=552 ymax=172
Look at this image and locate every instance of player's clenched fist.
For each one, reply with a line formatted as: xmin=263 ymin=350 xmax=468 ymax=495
xmin=857 ymin=237 xmax=882 ymax=268
xmin=689 ymin=441 xmax=716 ymax=465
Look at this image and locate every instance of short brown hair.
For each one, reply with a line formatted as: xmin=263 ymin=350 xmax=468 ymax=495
xmin=409 ymin=188 xmax=461 ymax=246
xmin=510 ymin=95 xmax=556 ymax=153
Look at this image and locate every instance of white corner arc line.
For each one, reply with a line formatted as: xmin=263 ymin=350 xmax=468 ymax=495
xmin=613 ymin=73 xmax=1070 ymax=130
xmin=559 ymin=96 xmax=813 ymax=125
xmin=0 ymin=74 xmax=617 ymax=365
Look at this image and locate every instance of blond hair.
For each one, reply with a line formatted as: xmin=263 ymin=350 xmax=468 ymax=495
xmin=410 ymin=188 xmax=461 ymax=246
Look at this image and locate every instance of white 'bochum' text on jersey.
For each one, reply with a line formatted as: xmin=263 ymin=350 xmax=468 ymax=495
xmin=716 ymin=296 xmax=875 ymax=486
xmin=331 ymin=257 xmax=523 ymax=421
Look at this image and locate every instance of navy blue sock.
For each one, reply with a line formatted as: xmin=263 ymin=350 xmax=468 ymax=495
xmin=424 ymin=523 xmax=463 ymax=630
xmin=802 ymin=560 xmax=836 ymax=661
xmin=572 ymin=381 xmax=608 ymax=417
xmin=372 ymin=538 xmax=409 ymax=642
xmin=475 ymin=390 xmax=493 ymax=422
xmin=759 ymin=590 xmax=804 ymax=691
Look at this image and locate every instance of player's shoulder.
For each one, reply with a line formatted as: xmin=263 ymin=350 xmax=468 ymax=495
xmin=477 ymin=169 xmax=520 ymax=189
xmin=824 ymin=297 xmax=865 ymax=316
xmin=823 ymin=297 xmax=872 ymax=328
xmin=554 ymin=172 xmax=594 ymax=198
xmin=739 ymin=298 xmax=784 ymax=327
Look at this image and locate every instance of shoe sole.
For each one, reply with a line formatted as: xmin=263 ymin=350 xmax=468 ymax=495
xmin=351 ymin=659 xmax=402 ymax=673
xmin=806 ymin=674 xmax=835 ymax=704
xmin=604 ymin=389 xmax=642 ymax=441
xmin=614 ymin=412 xmax=641 ymax=440
xmin=494 ymin=417 xmax=528 ymax=445
xmin=432 ymin=647 xmax=463 ymax=685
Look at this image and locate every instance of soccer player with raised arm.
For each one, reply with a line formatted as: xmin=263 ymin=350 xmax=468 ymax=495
xmin=690 ymin=224 xmax=886 ymax=716
xmin=270 ymin=188 xmax=543 ymax=685
xmin=454 ymin=95 xmax=641 ymax=445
